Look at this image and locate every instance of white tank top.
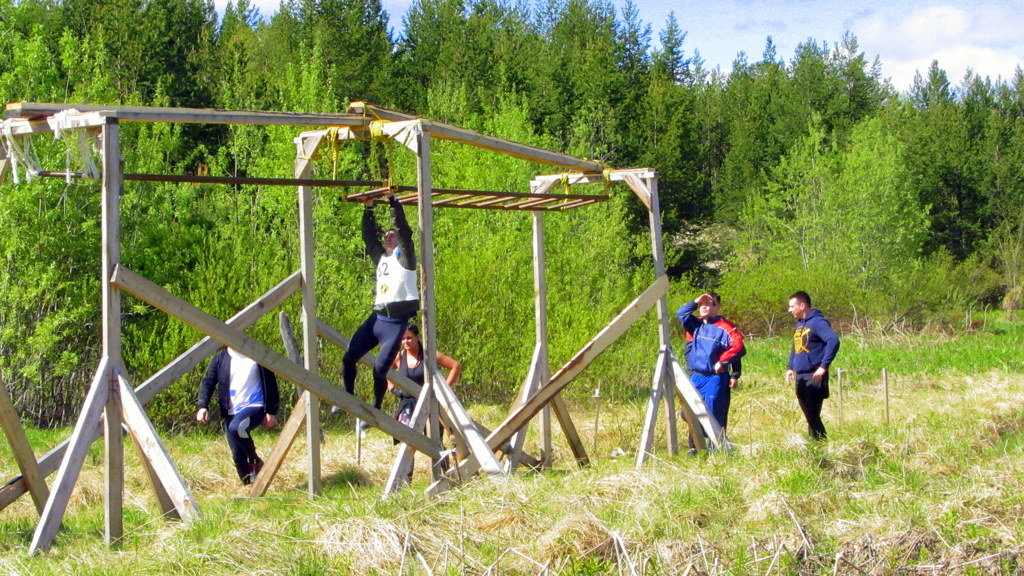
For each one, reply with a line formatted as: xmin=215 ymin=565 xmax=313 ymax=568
xmin=374 ymin=251 xmax=419 ymax=306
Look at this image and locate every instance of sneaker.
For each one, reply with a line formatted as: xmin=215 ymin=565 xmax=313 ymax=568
xmin=358 ymin=420 xmax=371 ymax=431
xmin=245 ymin=457 xmax=264 ymax=485
xmin=330 ymin=405 xmax=343 ymax=415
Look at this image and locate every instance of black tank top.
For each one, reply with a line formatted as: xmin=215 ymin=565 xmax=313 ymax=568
xmin=394 ymin=350 xmax=424 ymax=399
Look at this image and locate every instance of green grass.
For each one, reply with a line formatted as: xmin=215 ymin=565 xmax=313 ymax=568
xmin=2 ymin=320 xmax=1023 ymax=574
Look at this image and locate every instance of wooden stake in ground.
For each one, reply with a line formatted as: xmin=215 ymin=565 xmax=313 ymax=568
xmin=836 ymin=368 xmax=844 ymax=423
xmin=592 ymin=384 xmax=601 ymax=460
xmin=882 ymin=368 xmax=890 ymax=426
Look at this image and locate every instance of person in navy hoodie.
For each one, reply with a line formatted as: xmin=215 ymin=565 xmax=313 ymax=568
xmin=196 ymin=348 xmax=279 ymax=485
xmin=676 ymin=291 xmax=745 ymax=452
xmin=785 ymin=290 xmax=841 ymax=440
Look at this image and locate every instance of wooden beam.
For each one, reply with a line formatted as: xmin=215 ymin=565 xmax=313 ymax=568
xmin=110 ymin=265 xmax=444 ymax=459
xmin=426 ymin=275 xmax=669 ymax=495
xmin=532 ymin=211 xmax=553 ymax=467
xmin=347 ymin=102 xmax=606 ymax=171
xmin=249 ymin=312 xmax=304 ymax=497
xmin=34 ymin=171 xmax=382 ymax=189
xmin=530 ymin=168 xmax=658 ymax=188
xmin=504 ymin=350 xmax=542 ymax=472
xmin=117 ymin=372 xmax=199 ymax=521
xmin=669 ymin=352 xmax=720 ymax=449
xmin=100 ymin=119 xmax=124 ymax=547
xmin=627 ymin=173 xmax=681 ymax=463
xmin=134 ymin=437 xmax=179 ymax=520
xmin=0 ymin=374 xmax=49 ymax=513
xmin=5 ymin=102 xmax=371 ymax=128
xmin=30 ymin=358 xmax=111 ymax=554
xmin=384 ymin=376 xmax=438 ymax=494
xmin=249 ymin=392 xmax=308 ymax=498
xmin=2 ymin=113 xmax=111 ymax=136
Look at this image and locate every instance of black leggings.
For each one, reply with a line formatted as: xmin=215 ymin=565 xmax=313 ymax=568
xmin=795 ymin=373 xmax=829 ymax=440
xmin=342 ymin=312 xmax=408 ymax=408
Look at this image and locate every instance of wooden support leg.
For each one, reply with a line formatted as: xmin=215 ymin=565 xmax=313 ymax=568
xmin=431 ymin=376 xmax=504 ymax=477
xmin=384 ymin=379 xmax=437 ymax=494
xmin=0 ymin=373 xmax=49 ymax=514
xmin=426 ymin=275 xmax=668 ymax=496
xmin=662 ymin=366 xmax=679 ymax=456
xmin=0 ymin=272 xmax=300 ymax=513
xmin=134 ymin=435 xmax=179 ymax=520
xmin=250 ymin=311 xmax=307 ymax=497
xmin=249 ymin=392 xmax=309 ymax=497
xmin=30 ymin=358 xmax=111 ymax=554
xmin=635 ymin=348 xmax=670 ymax=467
xmin=504 ymin=352 xmax=542 ymax=472
xmin=116 ymin=372 xmax=199 ymax=521
xmin=550 ymin=395 xmax=588 ymax=466
xmin=104 ymin=369 xmax=123 ymax=547
xmin=668 ymin=352 xmax=722 ymax=450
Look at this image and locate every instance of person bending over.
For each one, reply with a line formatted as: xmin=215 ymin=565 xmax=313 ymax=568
xmin=196 ymin=347 xmax=279 ymax=485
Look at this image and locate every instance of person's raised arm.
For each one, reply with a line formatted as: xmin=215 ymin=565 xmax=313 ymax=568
xmin=389 ymin=195 xmax=417 ymax=269
xmin=362 ymin=198 xmax=384 ymax=263
xmin=676 ymin=296 xmax=702 ymax=334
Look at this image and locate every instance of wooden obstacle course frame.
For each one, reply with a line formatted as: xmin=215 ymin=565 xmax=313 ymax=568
xmin=0 ymin=102 xmax=723 ymax=554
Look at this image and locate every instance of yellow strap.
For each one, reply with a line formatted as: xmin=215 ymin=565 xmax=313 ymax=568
xmin=369 ymin=120 xmax=387 ymax=141
xmin=324 ymin=127 xmax=341 ymax=179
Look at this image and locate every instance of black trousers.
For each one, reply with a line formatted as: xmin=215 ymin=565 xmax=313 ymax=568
xmin=343 ymin=312 xmax=409 ymax=408
xmin=224 ymin=405 xmax=265 ymax=481
xmin=794 ymin=372 xmax=829 ymax=440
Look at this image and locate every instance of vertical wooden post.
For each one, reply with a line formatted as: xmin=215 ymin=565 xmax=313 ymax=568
xmin=98 ymin=120 xmax=124 ymax=546
xmin=533 ymin=211 xmax=553 ymax=467
xmin=295 ymin=135 xmax=322 ymax=495
xmin=415 ymin=129 xmax=444 ymax=478
xmin=645 ymin=176 xmax=679 ymax=455
xmin=634 ymin=173 xmax=683 ymax=466
xmin=882 ymin=368 xmax=890 ymax=426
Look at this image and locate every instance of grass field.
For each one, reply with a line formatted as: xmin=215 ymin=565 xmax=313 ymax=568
xmin=1 ymin=318 xmax=1022 ymax=575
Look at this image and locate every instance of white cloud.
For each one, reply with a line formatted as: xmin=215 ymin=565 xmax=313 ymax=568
xmin=852 ymin=4 xmax=1024 ymax=91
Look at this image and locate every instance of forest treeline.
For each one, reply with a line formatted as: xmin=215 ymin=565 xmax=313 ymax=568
xmin=1 ymin=0 xmax=1022 ymax=426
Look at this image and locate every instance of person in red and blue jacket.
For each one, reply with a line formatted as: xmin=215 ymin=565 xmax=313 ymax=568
xmin=676 ymin=291 xmax=745 ymax=451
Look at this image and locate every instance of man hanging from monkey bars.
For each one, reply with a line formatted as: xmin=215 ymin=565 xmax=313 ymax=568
xmin=340 ymin=193 xmax=420 ymax=417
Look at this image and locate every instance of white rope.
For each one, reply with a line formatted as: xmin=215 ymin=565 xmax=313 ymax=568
xmin=1 ymin=119 xmax=42 ymax=184
xmin=47 ymin=110 xmax=99 ymax=181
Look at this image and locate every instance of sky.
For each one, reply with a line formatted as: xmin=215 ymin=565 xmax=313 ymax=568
xmin=217 ymin=0 xmax=1024 ymax=92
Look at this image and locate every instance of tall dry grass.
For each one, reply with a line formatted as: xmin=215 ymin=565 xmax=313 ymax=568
xmin=1 ymin=330 xmax=1023 ymax=575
